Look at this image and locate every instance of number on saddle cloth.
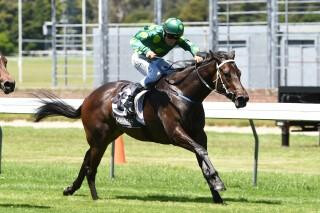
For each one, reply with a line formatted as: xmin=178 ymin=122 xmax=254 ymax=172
xmin=111 ymin=83 xmax=146 ymax=128
xmin=112 ymin=83 xmax=144 ymax=113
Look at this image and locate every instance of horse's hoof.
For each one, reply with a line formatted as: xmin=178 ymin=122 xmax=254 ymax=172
xmin=92 ymin=195 xmax=99 ymax=200
xmin=63 ymin=186 xmax=74 ymax=196
xmin=213 ymin=197 xmax=224 ymax=204
xmin=211 ymin=189 xmax=224 ymax=204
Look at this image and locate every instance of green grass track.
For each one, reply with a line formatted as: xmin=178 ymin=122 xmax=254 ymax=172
xmin=0 ymin=127 xmax=319 ymax=212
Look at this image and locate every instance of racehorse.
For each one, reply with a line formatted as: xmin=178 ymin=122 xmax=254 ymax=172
xmin=34 ymin=50 xmax=249 ymax=204
xmin=0 ymin=54 xmax=15 ymax=94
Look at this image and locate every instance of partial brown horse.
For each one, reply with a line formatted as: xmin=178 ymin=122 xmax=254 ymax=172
xmin=0 ymin=54 xmax=15 ymax=94
xmin=35 ymin=50 xmax=249 ymax=203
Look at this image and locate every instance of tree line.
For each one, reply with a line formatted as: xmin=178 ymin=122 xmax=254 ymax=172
xmin=0 ymin=0 xmax=319 ymax=55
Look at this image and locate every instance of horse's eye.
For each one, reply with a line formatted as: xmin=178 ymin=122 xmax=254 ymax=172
xmin=223 ymin=71 xmax=231 ymax=78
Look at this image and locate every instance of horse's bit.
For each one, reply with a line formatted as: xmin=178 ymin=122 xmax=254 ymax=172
xmin=196 ymin=59 xmax=235 ymax=95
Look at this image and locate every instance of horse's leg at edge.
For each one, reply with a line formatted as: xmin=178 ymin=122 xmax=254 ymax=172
xmin=171 ymin=126 xmax=225 ymax=203
xmin=63 ymin=149 xmax=91 ymax=196
xmin=63 ymin=144 xmax=108 ymax=199
xmin=85 ymin=144 xmax=108 ymax=200
xmin=84 ymin=124 xmax=123 ymax=200
xmin=63 ymin=124 xmax=121 ymax=200
xmin=194 ymin=130 xmax=225 ymax=204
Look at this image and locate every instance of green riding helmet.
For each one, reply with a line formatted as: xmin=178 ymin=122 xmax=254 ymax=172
xmin=163 ymin=18 xmax=184 ymax=38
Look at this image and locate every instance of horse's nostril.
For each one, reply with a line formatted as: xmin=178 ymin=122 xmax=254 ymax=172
xmin=237 ymin=96 xmax=245 ymax=102
xmin=235 ymin=96 xmax=248 ymax=108
xmin=4 ymin=81 xmax=11 ymax=87
xmin=4 ymin=81 xmax=15 ymax=91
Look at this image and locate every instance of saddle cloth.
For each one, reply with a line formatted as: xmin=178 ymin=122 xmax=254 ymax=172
xmin=111 ymin=84 xmax=148 ymax=128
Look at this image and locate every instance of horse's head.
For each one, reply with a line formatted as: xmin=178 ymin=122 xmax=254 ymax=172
xmin=0 ymin=54 xmax=15 ymax=94
xmin=209 ymin=50 xmax=249 ymax=108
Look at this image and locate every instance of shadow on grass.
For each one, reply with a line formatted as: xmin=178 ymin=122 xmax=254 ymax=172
xmin=0 ymin=203 xmax=51 ymax=209
xmin=115 ymin=195 xmax=281 ymax=205
xmin=115 ymin=195 xmax=211 ymax=203
xmin=224 ymin=197 xmax=281 ymax=205
xmin=73 ymin=194 xmax=88 ymax=197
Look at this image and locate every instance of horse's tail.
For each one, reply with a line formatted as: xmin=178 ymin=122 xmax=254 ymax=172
xmin=34 ymin=94 xmax=82 ymax=122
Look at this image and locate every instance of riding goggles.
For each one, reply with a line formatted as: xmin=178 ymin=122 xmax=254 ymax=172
xmin=165 ymin=33 xmax=180 ymax=39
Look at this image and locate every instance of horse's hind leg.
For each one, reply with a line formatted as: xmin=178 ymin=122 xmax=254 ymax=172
xmin=84 ymin=125 xmax=122 ymax=200
xmin=63 ymin=144 xmax=108 ymax=199
xmin=63 ymin=124 xmax=121 ymax=200
xmin=85 ymin=144 xmax=108 ymax=200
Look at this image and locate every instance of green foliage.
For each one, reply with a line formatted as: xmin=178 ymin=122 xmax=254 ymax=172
xmin=123 ymin=10 xmax=153 ymax=23
xmin=162 ymin=0 xmax=184 ymax=20
xmin=109 ymin=0 xmax=153 ymax=23
xmin=0 ymin=1 xmax=18 ymax=55
xmin=22 ymin=0 xmax=56 ymax=51
xmin=179 ymin=0 xmax=208 ymax=22
xmin=0 ymin=32 xmax=15 ymax=55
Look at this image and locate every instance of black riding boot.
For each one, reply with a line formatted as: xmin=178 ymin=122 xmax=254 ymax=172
xmin=124 ymin=83 xmax=144 ymax=115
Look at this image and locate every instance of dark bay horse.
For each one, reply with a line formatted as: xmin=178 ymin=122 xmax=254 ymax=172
xmin=0 ymin=54 xmax=15 ymax=94
xmin=34 ymin=50 xmax=249 ymax=203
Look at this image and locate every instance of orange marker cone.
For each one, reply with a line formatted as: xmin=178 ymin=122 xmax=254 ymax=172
xmin=115 ymin=136 xmax=126 ymax=164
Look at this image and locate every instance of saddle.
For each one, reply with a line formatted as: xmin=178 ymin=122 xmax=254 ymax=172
xmin=111 ymin=83 xmax=148 ymax=128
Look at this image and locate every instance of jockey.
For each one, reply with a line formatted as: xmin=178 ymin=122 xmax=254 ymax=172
xmin=125 ymin=17 xmax=203 ymax=114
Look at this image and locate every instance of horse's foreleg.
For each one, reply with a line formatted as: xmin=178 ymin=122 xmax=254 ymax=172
xmin=196 ymin=154 xmax=225 ymax=203
xmin=193 ymin=130 xmax=225 ymax=203
xmin=63 ymin=149 xmax=90 ymax=196
xmin=173 ymin=127 xmax=222 ymax=180
xmin=172 ymin=127 xmax=225 ymax=203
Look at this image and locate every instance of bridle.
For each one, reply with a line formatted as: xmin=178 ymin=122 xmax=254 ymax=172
xmin=196 ymin=59 xmax=235 ymax=95
xmin=160 ymin=55 xmax=236 ymax=104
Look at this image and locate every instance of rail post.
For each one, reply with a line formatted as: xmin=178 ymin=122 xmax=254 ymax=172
xmin=281 ymin=121 xmax=290 ymax=147
xmin=249 ymin=119 xmax=259 ymax=186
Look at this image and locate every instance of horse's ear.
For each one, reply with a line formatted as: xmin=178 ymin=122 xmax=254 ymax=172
xmin=229 ymin=50 xmax=235 ymax=59
xmin=208 ymin=50 xmax=213 ymax=60
xmin=211 ymin=51 xmax=221 ymax=63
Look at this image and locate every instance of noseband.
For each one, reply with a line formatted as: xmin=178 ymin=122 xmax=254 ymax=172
xmin=196 ymin=59 xmax=235 ymax=95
